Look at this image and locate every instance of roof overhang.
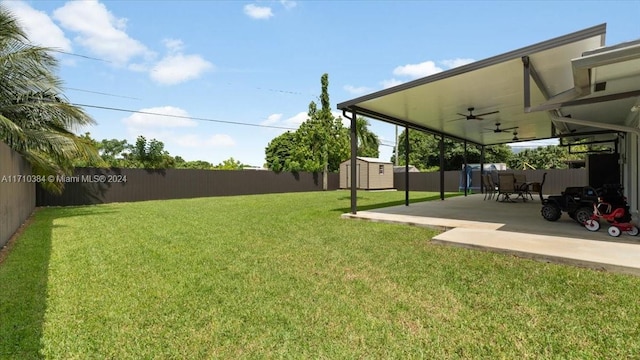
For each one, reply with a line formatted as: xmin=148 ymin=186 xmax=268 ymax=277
xmin=337 ymin=24 xmax=640 ymax=147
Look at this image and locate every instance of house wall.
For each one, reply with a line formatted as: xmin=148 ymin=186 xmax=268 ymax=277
xmin=0 ymin=142 xmax=35 ymax=249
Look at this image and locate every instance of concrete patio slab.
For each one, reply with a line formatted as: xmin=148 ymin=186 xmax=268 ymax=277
xmin=342 ymin=193 xmax=640 ymax=275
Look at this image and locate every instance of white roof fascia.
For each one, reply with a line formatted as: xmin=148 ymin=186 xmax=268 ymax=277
xmin=337 ymin=23 xmax=606 ymax=111
xmin=528 ymin=40 xmax=640 ymax=112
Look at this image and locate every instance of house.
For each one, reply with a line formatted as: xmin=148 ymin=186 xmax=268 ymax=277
xmin=339 ymin=157 xmax=393 ymax=190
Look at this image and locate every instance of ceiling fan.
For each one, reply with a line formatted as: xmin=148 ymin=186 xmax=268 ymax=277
xmin=485 ymin=122 xmax=518 ymax=133
xmin=456 ymin=107 xmax=499 ymax=121
xmin=511 ymin=130 xmax=534 ymax=142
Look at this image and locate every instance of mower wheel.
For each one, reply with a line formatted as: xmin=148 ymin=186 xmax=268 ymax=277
xmin=574 ymin=206 xmax=593 ymax=225
xmin=541 ymin=204 xmax=561 ymax=221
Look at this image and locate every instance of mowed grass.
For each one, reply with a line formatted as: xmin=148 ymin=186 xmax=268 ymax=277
xmin=1 ymin=190 xmax=640 ymax=359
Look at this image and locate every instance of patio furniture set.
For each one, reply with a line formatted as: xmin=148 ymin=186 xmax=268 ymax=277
xmin=482 ymin=172 xmax=543 ymax=203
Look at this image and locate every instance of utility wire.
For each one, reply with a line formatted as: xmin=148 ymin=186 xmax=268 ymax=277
xmin=66 ymin=87 xmax=141 ymax=100
xmin=50 ymin=49 xmax=111 ymax=63
xmin=72 ymin=103 xmax=298 ymax=131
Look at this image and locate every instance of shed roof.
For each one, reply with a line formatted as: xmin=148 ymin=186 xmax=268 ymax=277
xmin=342 ymin=156 xmax=391 ymax=164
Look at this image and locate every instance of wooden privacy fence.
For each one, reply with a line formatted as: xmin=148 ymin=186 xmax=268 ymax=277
xmin=0 ymin=142 xmax=36 ymax=248
xmin=36 ymin=168 xmax=340 ymax=206
xmin=37 ymin=167 xmax=589 ymax=207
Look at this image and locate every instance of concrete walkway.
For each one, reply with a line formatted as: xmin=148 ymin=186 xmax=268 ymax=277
xmin=342 ymin=194 xmax=640 ymax=275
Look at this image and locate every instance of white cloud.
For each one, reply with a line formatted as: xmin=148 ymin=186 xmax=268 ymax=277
xmin=393 ymin=61 xmax=443 ymax=79
xmin=280 ymin=0 xmax=297 ymax=10
xmin=284 ymin=111 xmax=308 ymax=127
xmin=244 ymin=4 xmax=274 ymax=19
xmin=53 ymin=0 xmax=152 ymax=65
xmin=175 ymin=134 xmax=236 ymax=148
xmin=440 ymin=58 xmax=475 ymax=69
xmin=261 ymin=113 xmax=283 ymax=126
xmin=380 ymin=78 xmax=404 ymax=89
xmin=150 ymin=53 xmax=214 ymax=85
xmin=344 ymin=85 xmax=372 ymax=95
xmin=377 ymin=58 xmax=476 ymax=91
xmin=163 ymin=38 xmax=184 ymax=53
xmin=122 ymin=106 xmax=197 ymax=128
xmin=3 ymin=1 xmax=72 ymax=51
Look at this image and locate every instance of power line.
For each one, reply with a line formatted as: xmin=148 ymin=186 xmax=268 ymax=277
xmin=66 ymin=87 xmax=141 ymax=100
xmin=50 ymin=49 xmax=111 ymax=63
xmin=72 ymin=103 xmax=298 ymax=131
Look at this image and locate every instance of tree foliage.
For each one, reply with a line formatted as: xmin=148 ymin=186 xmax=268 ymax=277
xmin=392 ymin=129 xmax=513 ymax=171
xmin=75 ymin=133 xmax=246 ymax=170
xmin=214 ymin=157 xmax=246 ymax=170
xmin=264 ymin=74 xmax=380 ymax=174
xmin=0 ymin=6 xmax=101 ymax=193
xmin=124 ymin=136 xmax=175 ymax=169
xmin=507 ymin=145 xmax=588 ymax=170
xmin=355 ymin=117 xmax=380 ymax=158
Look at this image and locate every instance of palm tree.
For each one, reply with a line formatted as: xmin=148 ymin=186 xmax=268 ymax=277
xmin=354 ymin=117 xmax=380 ymax=158
xmin=0 ymin=6 xmax=100 ymax=193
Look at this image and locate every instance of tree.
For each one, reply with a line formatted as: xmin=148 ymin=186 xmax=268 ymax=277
xmin=73 ymin=133 xmax=107 ymax=167
xmin=124 ymin=136 xmax=175 ymax=169
xmin=354 ymin=117 xmax=380 ymax=158
xmin=507 ymin=145 xmax=587 ymax=170
xmin=214 ymin=157 xmax=245 ymax=170
xmin=265 ymin=131 xmax=299 ymax=172
xmin=0 ymin=7 xmax=101 ymax=193
xmin=174 ymin=157 xmax=214 ymax=170
xmin=99 ymin=138 xmax=130 ymax=167
xmin=392 ymin=129 xmax=512 ymax=171
xmin=263 ymin=75 xmax=382 ymax=181
xmin=264 ymin=74 xmax=350 ymax=190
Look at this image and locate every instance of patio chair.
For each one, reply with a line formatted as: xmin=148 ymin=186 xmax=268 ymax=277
xmin=496 ymin=173 xmax=517 ymax=202
xmin=485 ymin=174 xmax=498 ymax=200
xmin=482 ymin=174 xmax=494 ymax=200
xmin=530 ymin=172 xmax=547 ymax=202
xmin=514 ymin=174 xmax=533 ymax=201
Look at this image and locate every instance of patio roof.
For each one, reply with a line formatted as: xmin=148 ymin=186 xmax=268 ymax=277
xmin=337 ymin=23 xmax=640 ymax=147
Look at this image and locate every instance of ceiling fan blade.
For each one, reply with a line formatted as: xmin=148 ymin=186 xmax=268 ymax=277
xmin=456 ymin=113 xmax=467 ymax=117
xmin=447 ymin=116 xmax=467 ymax=122
xmin=476 ymin=110 xmax=499 ymax=117
xmin=501 ymin=126 xmax=519 ymax=131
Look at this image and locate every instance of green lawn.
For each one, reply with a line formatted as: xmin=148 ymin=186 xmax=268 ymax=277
xmin=1 ymin=190 xmax=639 ymax=359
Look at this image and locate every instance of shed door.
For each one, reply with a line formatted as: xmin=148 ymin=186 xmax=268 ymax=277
xmin=345 ymin=164 xmax=361 ymax=188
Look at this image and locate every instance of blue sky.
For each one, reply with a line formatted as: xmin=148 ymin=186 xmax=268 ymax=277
xmin=4 ymin=0 xmax=640 ymax=166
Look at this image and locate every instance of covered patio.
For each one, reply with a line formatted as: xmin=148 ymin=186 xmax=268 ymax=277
xmin=338 ymin=23 xmax=640 ymax=214
xmin=337 ymin=24 xmax=640 ymax=274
